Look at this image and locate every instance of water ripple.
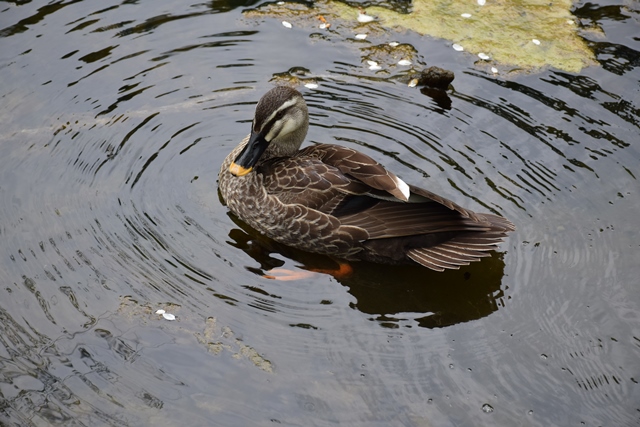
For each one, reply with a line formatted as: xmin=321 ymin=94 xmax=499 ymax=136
xmin=1 ymin=0 xmax=639 ymax=425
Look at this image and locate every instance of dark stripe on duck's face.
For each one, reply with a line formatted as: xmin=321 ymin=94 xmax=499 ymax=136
xmin=229 ymin=128 xmax=270 ymax=176
xmin=256 ymin=95 xmax=298 ymax=131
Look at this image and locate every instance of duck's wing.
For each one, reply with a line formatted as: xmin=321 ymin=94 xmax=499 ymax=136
xmin=304 ymin=144 xmax=497 ymax=223
xmin=336 ymin=198 xmax=512 ymax=238
xmin=301 ymin=144 xmax=411 ymax=202
xmin=260 ymin=144 xmax=417 ymax=215
xmin=260 ymin=156 xmax=372 ymax=214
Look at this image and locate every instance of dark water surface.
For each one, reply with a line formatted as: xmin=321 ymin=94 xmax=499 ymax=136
xmin=1 ymin=0 xmax=639 ymax=425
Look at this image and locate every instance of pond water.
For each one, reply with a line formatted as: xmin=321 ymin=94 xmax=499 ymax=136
xmin=1 ymin=0 xmax=639 ymax=426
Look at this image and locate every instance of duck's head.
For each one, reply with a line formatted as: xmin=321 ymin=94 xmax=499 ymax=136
xmin=230 ymin=86 xmax=309 ymax=177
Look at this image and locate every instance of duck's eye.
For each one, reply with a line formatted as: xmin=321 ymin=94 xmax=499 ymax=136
xmin=271 ymin=108 xmax=288 ymax=125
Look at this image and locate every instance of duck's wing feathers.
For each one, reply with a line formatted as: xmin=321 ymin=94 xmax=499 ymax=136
xmin=339 ymin=200 xmax=514 ymax=270
xmin=261 ymin=142 xmax=513 ymax=234
xmin=301 ymin=144 xmax=412 ymax=202
xmin=304 ymin=144 xmax=496 ymax=223
xmin=260 ymin=156 xmax=371 ymax=213
xmin=406 ymin=184 xmax=486 ymax=223
xmin=336 ymin=200 xmax=511 ymax=239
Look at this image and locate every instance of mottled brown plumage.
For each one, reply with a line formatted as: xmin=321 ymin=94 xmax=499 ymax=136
xmin=218 ymin=86 xmax=515 ymax=271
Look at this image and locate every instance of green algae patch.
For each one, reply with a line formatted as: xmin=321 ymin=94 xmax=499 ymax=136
xmin=196 ymin=317 xmax=274 ymax=373
xmin=244 ymin=0 xmax=596 ymax=73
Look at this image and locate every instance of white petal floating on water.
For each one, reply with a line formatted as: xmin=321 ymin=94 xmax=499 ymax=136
xmin=477 ymin=0 xmax=486 ymax=5
xmin=277 ymin=1 xmax=284 ymax=4
xmin=532 ymin=39 xmax=541 ymax=45
xmin=355 ymin=33 xmax=367 ymax=40
xmin=319 ymin=23 xmax=328 ymax=29
xmin=155 ymin=309 xmax=165 ymax=315
xmin=491 ymin=67 xmax=498 ymax=74
xmin=478 ymin=52 xmax=490 ymax=60
xmin=367 ymin=60 xmax=381 ymax=70
xmin=282 ymin=21 xmax=292 ymax=29
xmin=397 ymin=59 xmax=412 ymax=66
xmin=388 ymin=41 xmax=399 ymax=47
xmin=566 ymin=19 xmax=575 ymax=25
xmin=357 ymin=13 xmax=375 ymax=23
xmin=408 ymin=78 xmax=419 ymax=88
xmin=461 ymin=13 xmax=472 ymax=18
xmin=162 ymin=312 xmax=176 ymax=321
xmin=452 ymin=44 xmax=464 ymax=51
xmin=304 ymin=82 xmax=318 ymax=89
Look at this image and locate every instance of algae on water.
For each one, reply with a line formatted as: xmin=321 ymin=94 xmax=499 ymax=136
xmin=244 ymin=0 xmax=596 ymax=73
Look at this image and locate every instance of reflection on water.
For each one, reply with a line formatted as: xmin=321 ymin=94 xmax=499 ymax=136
xmin=228 ymin=216 xmax=507 ymax=329
xmin=1 ymin=0 xmax=639 ymax=425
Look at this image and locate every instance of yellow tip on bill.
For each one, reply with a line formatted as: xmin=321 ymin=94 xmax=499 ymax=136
xmin=229 ymin=162 xmax=252 ymax=177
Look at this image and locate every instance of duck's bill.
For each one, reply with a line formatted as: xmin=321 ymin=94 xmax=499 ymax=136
xmin=230 ymin=131 xmax=269 ymax=176
xmin=229 ymin=162 xmax=252 ymax=176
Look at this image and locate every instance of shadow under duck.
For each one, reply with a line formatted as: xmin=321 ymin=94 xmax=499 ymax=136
xmin=218 ymin=86 xmax=515 ymax=272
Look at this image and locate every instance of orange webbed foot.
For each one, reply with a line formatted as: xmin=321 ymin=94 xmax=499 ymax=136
xmin=263 ymin=261 xmax=353 ymax=281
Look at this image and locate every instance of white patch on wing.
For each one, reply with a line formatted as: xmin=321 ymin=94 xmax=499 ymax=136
xmin=394 ymin=176 xmax=411 ymax=201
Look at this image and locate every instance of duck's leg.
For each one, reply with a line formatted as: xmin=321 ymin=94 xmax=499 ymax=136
xmin=263 ymin=260 xmax=353 ymax=281
xmin=262 ymin=268 xmax=315 ymax=281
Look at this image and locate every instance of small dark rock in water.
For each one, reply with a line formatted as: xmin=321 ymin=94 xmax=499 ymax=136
xmin=409 ymin=66 xmax=455 ymax=89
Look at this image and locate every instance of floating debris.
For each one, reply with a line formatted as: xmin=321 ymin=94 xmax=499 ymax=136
xmin=532 ymin=39 xmax=541 ymax=45
xmin=389 ymin=41 xmax=399 ymax=47
xmin=461 ymin=13 xmax=472 ymax=18
xmin=357 ymin=13 xmax=375 ymax=23
xmin=277 ymin=1 xmax=284 ymax=4
xmin=282 ymin=21 xmax=292 ymax=28
xmin=355 ymin=33 xmax=367 ymax=40
xmin=491 ymin=67 xmax=498 ymax=73
xmin=318 ymin=15 xmax=331 ymax=29
xmin=477 ymin=0 xmax=486 ymax=5
xmin=156 ymin=308 xmax=176 ymax=320
xmin=452 ymin=44 xmax=464 ymax=51
xmin=304 ymin=82 xmax=318 ymax=89
xmin=481 ymin=403 xmax=494 ymax=413
xmin=357 ymin=8 xmax=375 ymax=23
xmin=566 ymin=19 xmax=575 ymax=25
xmin=367 ymin=60 xmax=382 ymax=70
xmin=398 ymin=59 xmax=412 ymax=66
xmin=408 ymin=78 xmax=419 ymax=87
xmin=478 ymin=52 xmax=490 ymax=60
xmin=406 ymin=66 xmax=455 ymax=89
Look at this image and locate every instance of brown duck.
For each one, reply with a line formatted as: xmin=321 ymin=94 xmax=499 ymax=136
xmin=219 ymin=86 xmax=515 ymax=272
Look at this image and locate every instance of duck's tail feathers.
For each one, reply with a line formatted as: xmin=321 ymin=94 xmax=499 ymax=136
xmin=407 ymin=214 xmax=513 ymax=271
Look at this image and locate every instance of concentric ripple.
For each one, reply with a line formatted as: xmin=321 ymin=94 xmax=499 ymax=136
xmin=1 ymin=0 xmax=639 ymax=425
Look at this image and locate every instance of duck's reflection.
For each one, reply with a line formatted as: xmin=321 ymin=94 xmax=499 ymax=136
xmin=227 ymin=214 xmax=507 ymax=329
